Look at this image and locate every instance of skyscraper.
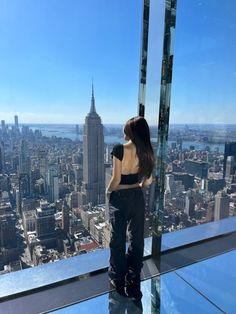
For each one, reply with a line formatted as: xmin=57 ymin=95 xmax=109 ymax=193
xmin=62 ymin=200 xmax=70 ymax=234
xmin=38 ymin=148 xmax=48 ymax=181
xmin=81 ymin=85 xmax=105 ymax=206
xmin=0 ymin=213 xmax=17 ymax=249
xmin=14 ymin=115 xmax=19 ymax=129
xmin=19 ymin=173 xmax=30 ymax=198
xmin=35 ymin=200 xmax=55 ymax=238
xmin=19 ymin=140 xmax=31 ymax=175
xmin=223 ymin=142 xmax=236 ymax=177
xmin=1 ymin=120 xmax=5 ymax=132
xmin=47 ymin=165 xmax=59 ymax=203
xmin=185 ymin=190 xmax=195 ymax=217
xmin=184 ymin=159 xmax=208 ymax=179
xmin=0 ymin=142 xmax=4 ymax=174
xmin=165 ymin=174 xmax=176 ymax=197
xmin=214 ymin=190 xmax=229 ymax=221
xmin=225 ymin=156 xmax=235 ymax=179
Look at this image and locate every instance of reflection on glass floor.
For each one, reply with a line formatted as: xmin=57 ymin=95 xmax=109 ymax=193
xmin=51 ymin=249 xmax=236 ymax=313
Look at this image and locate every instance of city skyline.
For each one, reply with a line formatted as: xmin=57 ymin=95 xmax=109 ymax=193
xmin=3 ymin=114 xmax=236 ymax=127
xmin=1 ymin=87 xmax=236 ymax=275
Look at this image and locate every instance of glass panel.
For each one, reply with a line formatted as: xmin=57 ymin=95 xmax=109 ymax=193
xmin=0 ymin=248 xmax=109 ymax=298
xmin=146 ymin=0 xmax=178 ymax=254
xmin=150 ymin=272 xmax=222 ymax=314
xmin=142 ymin=0 xmax=165 ymax=248
xmin=50 ymin=272 xmax=222 ymax=313
xmin=157 ymin=0 xmax=236 ymax=248
xmin=0 ymin=0 xmax=144 ymax=278
xmin=0 ymin=237 xmax=151 ymax=299
xmin=176 ymin=249 xmax=236 ymax=313
xmin=162 ymin=216 xmax=236 ymax=251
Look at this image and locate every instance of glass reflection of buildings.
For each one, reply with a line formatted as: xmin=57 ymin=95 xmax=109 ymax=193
xmin=164 ymin=124 xmax=236 ymax=232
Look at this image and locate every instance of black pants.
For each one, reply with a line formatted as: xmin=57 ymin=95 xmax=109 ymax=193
xmin=109 ymin=187 xmax=145 ymax=281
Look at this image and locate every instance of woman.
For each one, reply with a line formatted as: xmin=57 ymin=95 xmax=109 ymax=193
xmin=106 ymin=116 xmax=154 ymax=299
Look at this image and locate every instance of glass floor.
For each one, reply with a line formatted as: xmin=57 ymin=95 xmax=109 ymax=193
xmin=50 ymin=248 xmax=236 ymax=313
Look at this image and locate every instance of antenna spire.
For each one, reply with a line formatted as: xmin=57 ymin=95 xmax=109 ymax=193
xmin=90 ymin=80 xmax=96 ymax=113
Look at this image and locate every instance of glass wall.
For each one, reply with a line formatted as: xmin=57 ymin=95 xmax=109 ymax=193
xmin=0 ymin=0 xmax=143 ymax=274
xmin=142 ymin=0 xmax=165 ymax=246
xmin=156 ymin=0 xmax=236 ymax=242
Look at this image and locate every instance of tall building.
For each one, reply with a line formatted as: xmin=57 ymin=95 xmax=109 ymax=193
xmin=22 ymin=125 xmax=30 ymax=137
xmin=38 ymin=148 xmax=48 ymax=180
xmin=206 ymin=178 xmax=225 ymax=195
xmin=19 ymin=173 xmax=30 ymax=198
xmin=105 ymin=144 xmax=112 ymax=163
xmin=68 ymin=191 xmax=79 ymax=209
xmin=81 ymin=85 xmax=105 ymax=206
xmin=14 ymin=115 xmax=19 ymax=129
xmin=172 ymin=172 xmax=194 ymax=190
xmin=206 ymin=201 xmax=215 ymax=222
xmin=62 ymin=200 xmax=70 ymax=234
xmin=185 ymin=190 xmax=195 ymax=217
xmin=19 ymin=140 xmax=31 ymax=175
xmin=214 ymin=190 xmax=229 ymax=221
xmin=184 ymin=159 xmax=208 ymax=179
xmin=225 ymin=156 xmax=235 ymax=179
xmin=22 ymin=210 xmax=36 ymax=233
xmin=177 ymin=138 xmax=183 ymax=151
xmin=75 ymin=124 xmax=79 ymax=141
xmin=0 ymin=175 xmax=10 ymax=194
xmin=1 ymin=120 xmax=5 ymax=131
xmin=165 ymin=174 xmax=176 ymax=196
xmin=35 ymin=200 xmax=55 ymax=238
xmin=16 ymin=189 xmax=22 ymax=214
xmin=0 ymin=207 xmax=18 ymax=263
xmin=223 ymin=142 xmax=236 ymax=177
xmin=0 ymin=142 xmax=4 ymax=174
xmin=0 ymin=213 xmax=17 ymax=249
xmin=47 ymin=165 xmax=59 ymax=203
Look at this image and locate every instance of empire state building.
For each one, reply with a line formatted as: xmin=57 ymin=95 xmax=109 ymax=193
xmin=81 ymin=85 xmax=105 ymax=206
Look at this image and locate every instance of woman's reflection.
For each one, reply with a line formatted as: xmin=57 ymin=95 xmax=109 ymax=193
xmin=108 ymin=291 xmax=143 ymax=314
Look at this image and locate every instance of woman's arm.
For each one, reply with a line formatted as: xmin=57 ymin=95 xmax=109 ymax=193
xmin=106 ymin=156 xmax=122 ymax=193
xmin=139 ymin=174 xmax=153 ymax=188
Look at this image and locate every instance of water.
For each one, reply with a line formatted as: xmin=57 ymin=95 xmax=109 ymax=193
xmin=169 ymin=140 xmax=225 ymax=153
xmin=28 ymin=124 xmax=123 ymax=144
xmin=26 ymin=124 xmax=225 ymax=151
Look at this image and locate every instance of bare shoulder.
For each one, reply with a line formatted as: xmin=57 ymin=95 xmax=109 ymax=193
xmin=123 ymin=141 xmax=136 ymax=151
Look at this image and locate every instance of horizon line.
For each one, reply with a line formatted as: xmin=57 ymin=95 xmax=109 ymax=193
xmin=4 ymin=122 xmax=236 ymax=126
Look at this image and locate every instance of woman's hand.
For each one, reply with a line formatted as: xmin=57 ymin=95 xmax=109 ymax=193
xmin=106 ymin=188 xmax=112 ymax=201
xmin=139 ymin=182 xmax=143 ymax=188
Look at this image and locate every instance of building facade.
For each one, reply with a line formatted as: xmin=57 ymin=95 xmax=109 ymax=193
xmin=81 ymin=85 xmax=105 ymax=206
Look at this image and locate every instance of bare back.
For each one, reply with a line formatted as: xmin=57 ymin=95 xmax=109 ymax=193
xmin=121 ymin=142 xmax=139 ymax=175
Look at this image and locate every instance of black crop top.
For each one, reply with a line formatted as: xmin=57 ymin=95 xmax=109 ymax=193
xmin=111 ymin=144 xmax=139 ymax=185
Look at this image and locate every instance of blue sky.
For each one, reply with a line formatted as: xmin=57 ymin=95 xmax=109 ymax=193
xmin=0 ymin=0 xmax=235 ymax=125
xmin=170 ymin=0 xmax=236 ymax=124
xmin=0 ymin=0 xmax=142 ymax=124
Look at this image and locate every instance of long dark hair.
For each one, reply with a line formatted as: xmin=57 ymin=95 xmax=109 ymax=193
xmin=124 ymin=116 xmax=154 ymax=178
